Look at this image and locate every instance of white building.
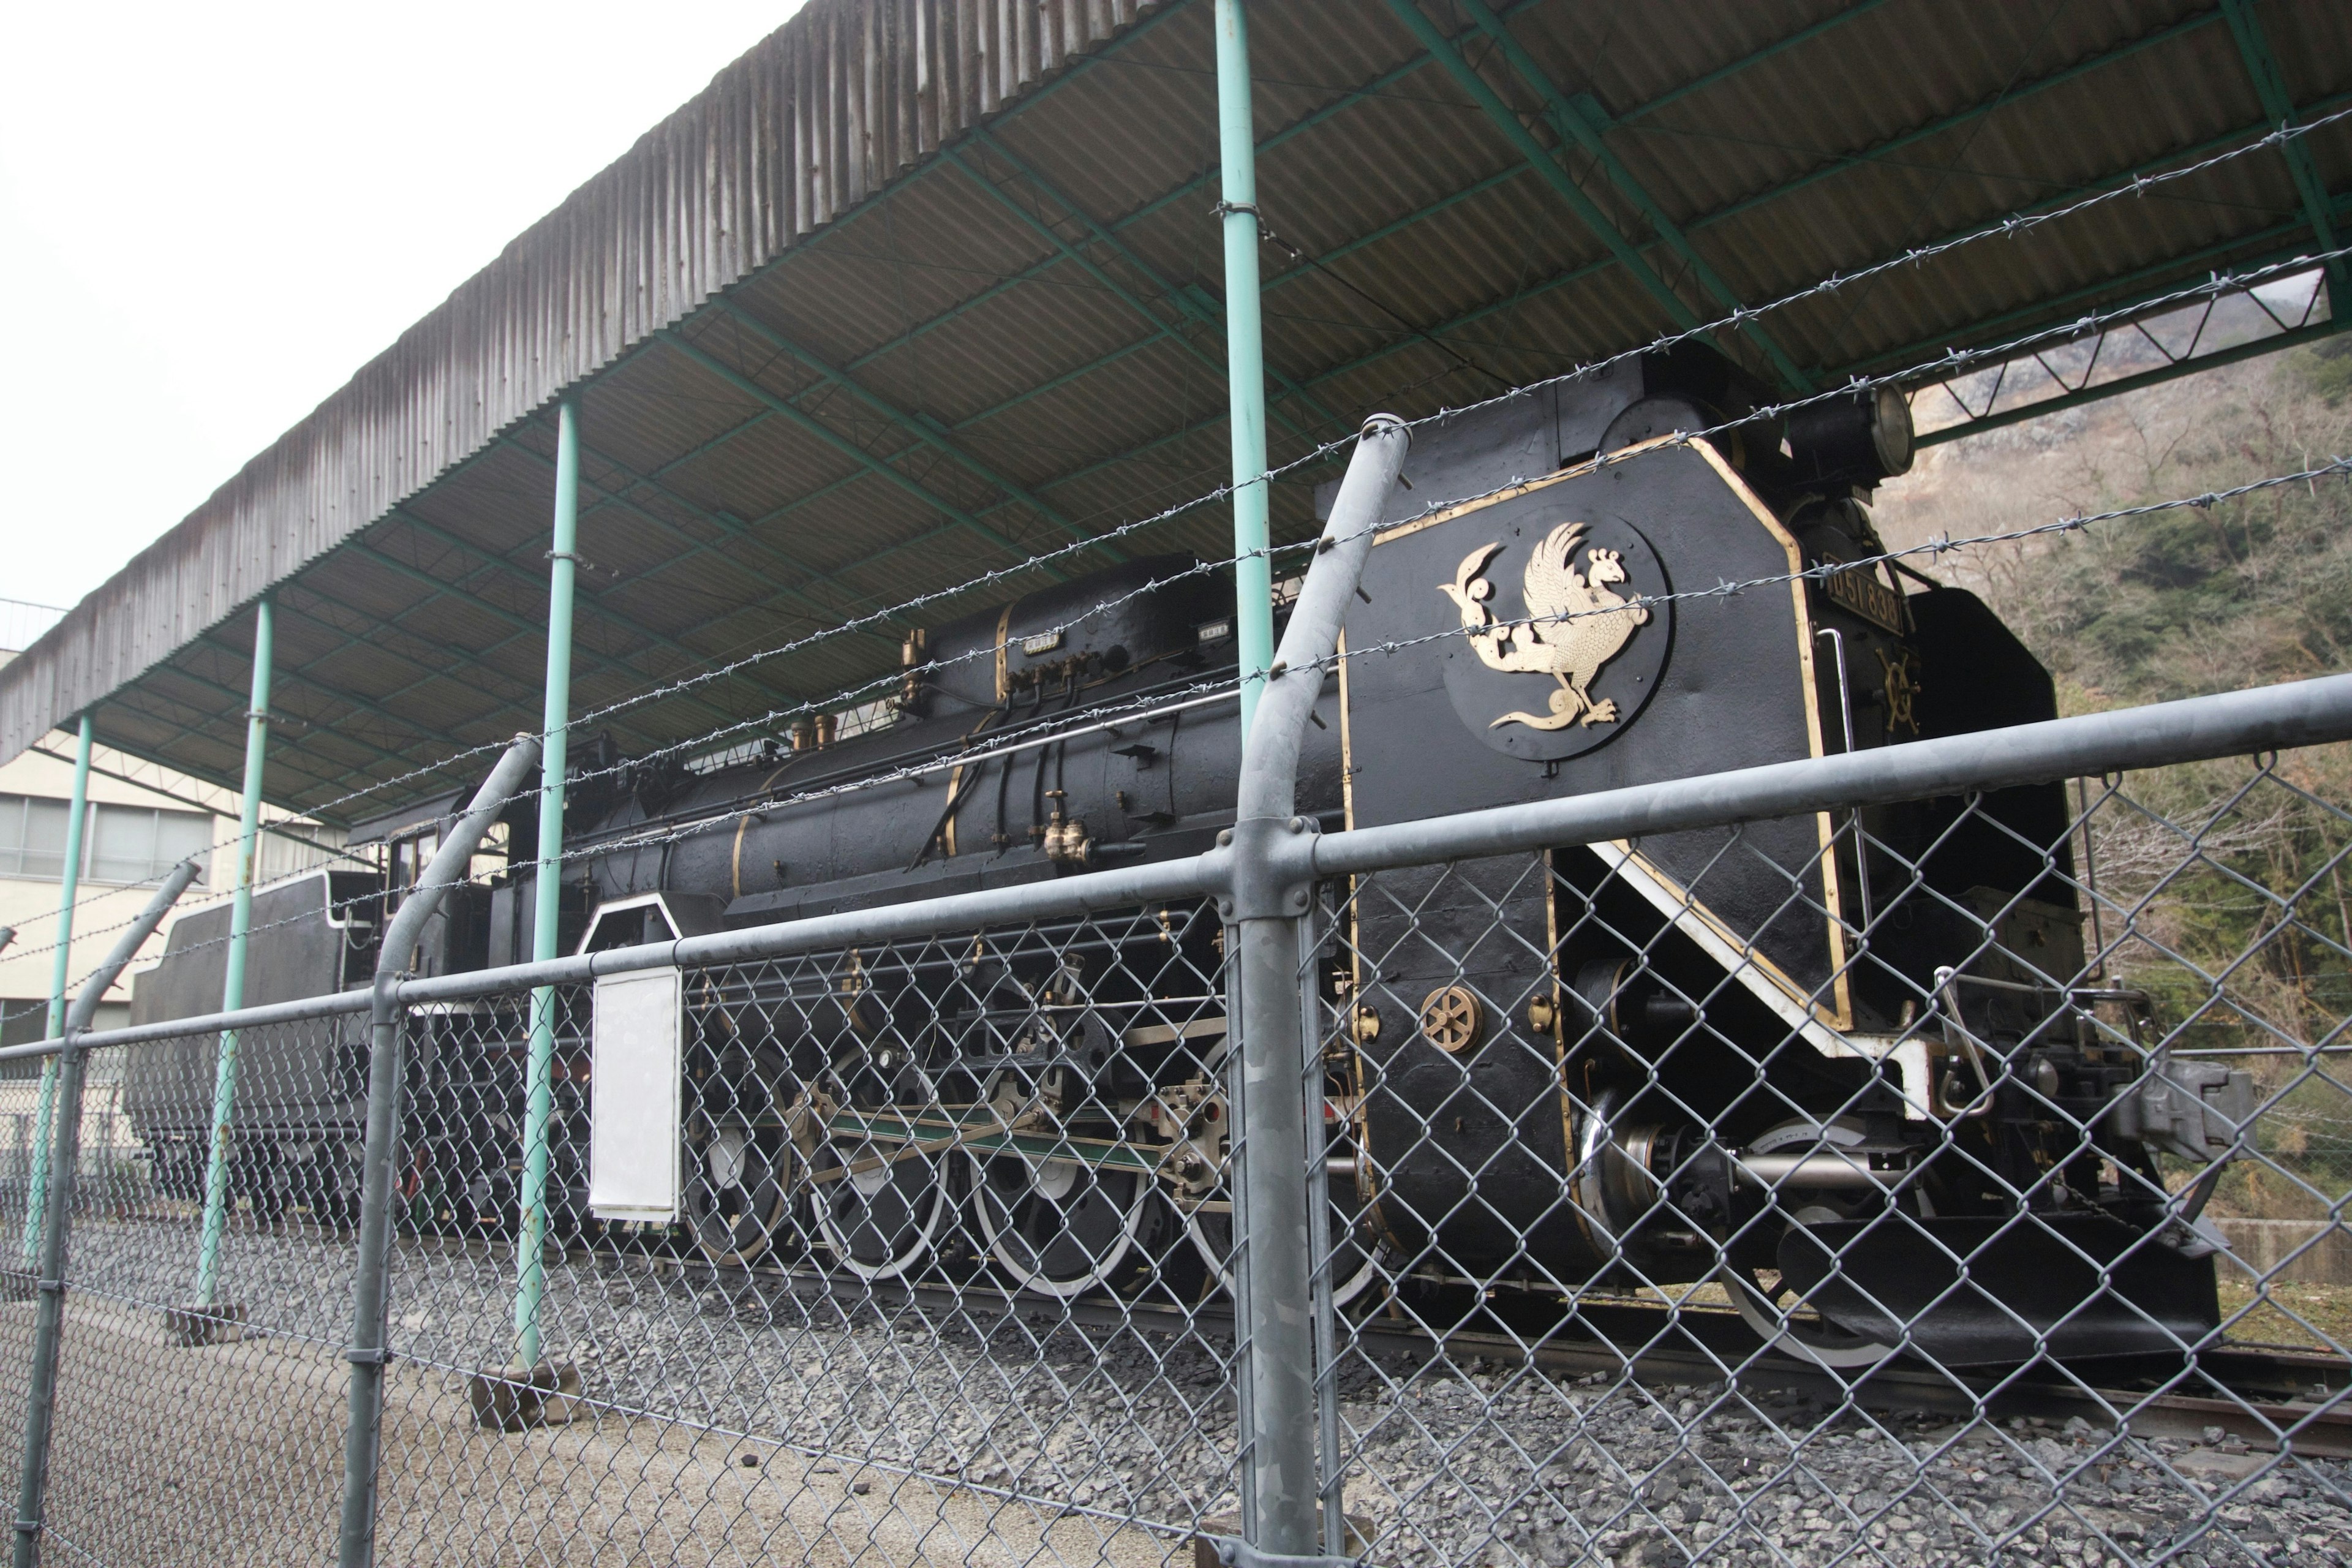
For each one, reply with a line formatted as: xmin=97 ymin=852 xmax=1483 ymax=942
xmin=0 ymin=600 xmax=343 ymax=1050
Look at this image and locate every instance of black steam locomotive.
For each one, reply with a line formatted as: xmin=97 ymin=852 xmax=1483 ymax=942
xmin=127 ymin=347 xmax=2247 ymax=1368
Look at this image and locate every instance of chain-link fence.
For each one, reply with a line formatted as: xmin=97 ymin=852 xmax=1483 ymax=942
xmin=6 ymin=480 xmax=2352 ymax=1568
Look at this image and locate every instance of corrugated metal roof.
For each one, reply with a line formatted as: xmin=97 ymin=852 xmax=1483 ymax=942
xmin=6 ymin=0 xmax=2348 ymax=816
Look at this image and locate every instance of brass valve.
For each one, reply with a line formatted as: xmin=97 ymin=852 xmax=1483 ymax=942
xmin=1350 ymin=1005 xmax=1382 ymax=1044
xmin=1041 ymin=790 xmax=1091 ymax=867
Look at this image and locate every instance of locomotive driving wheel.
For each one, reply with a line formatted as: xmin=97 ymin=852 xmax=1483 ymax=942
xmin=1185 ymin=1136 xmax=1385 ymax=1310
xmin=971 ymin=1151 xmax=1152 ymax=1297
xmin=968 ymin=1063 xmax=1152 ymax=1297
xmin=682 ymin=1046 xmax=800 ymax=1266
xmin=1716 ymin=1211 xmax=1903 ymax=1371
xmin=1713 ymin=1121 xmax=1901 ymax=1370
xmin=809 ymin=1049 xmax=954 ymax=1281
xmin=684 ymin=1120 xmax=798 ymax=1267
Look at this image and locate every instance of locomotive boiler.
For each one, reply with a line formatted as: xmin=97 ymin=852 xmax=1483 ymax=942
xmin=126 ymin=345 xmax=2252 ymax=1369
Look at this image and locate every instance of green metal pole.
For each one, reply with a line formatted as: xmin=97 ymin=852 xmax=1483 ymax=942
xmin=1216 ymin=0 xmax=1273 ymax=752
xmin=20 ymin=717 xmax=92 ymax=1266
xmin=192 ymin=598 xmax=272 ymax=1308
xmin=514 ymin=400 xmax=578 ymax=1371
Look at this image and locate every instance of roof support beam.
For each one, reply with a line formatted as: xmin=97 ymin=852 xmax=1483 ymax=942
xmin=948 ymin=137 xmax=1348 ymax=447
xmin=2218 ymin=0 xmax=2348 ymax=293
xmin=94 ymin=698 xmax=347 ymax=806
xmin=1613 ymin=0 xmax=1901 ymax=126
xmin=354 ymin=526 xmax=756 ymax=738
xmin=1378 ymin=0 xmax=1711 ymax=342
xmin=1693 ymin=9 xmax=2225 ymax=234
xmin=492 ymin=430 xmax=908 ymax=661
xmin=1295 ymin=77 xmax=2351 ymax=409
xmin=1841 ymin=202 xmax=2346 ymax=386
xmin=653 ymin=329 xmax=1075 ymax=584
xmin=176 ymin=639 xmax=429 ymax=778
xmin=704 ymin=301 xmax=1128 ymax=564
xmin=1453 ymin=0 xmax=1810 ymax=392
xmin=843 ymin=0 xmax=1564 ymax=381
xmin=968 ymin=130 xmax=1352 ymax=439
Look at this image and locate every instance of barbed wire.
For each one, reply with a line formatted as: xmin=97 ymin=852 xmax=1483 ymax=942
xmin=17 ymin=115 xmax=2343 ymax=967
xmin=18 ymin=238 xmax=2348 ymax=993
xmin=38 ymin=432 xmax=2345 ymax=1009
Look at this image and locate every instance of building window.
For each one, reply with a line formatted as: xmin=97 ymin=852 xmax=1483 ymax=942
xmin=0 ymin=796 xmax=210 ymax=885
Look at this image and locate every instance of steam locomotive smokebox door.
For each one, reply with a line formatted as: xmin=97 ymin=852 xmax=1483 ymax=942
xmin=1340 ymin=437 xmax=1849 ymax=1278
xmin=588 ymin=967 xmax=684 ymax=1223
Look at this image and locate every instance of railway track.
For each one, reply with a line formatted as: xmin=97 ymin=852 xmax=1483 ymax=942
xmin=211 ymin=1210 xmax=2351 ymax=1461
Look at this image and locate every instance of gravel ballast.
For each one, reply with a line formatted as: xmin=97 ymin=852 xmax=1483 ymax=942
xmin=20 ymin=1213 xmax=2350 ymax=1567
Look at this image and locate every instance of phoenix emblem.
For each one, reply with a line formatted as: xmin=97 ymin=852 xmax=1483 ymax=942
xmin=1438 ymin=522 xmax=1651 ymax=731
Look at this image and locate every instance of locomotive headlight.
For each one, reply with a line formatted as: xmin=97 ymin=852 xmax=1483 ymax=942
xmin=1787 ymin=384 xmax=1915 ymax=486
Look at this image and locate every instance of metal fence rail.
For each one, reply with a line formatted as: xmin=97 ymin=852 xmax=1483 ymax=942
xmin=4 ymin=464 xmax=2351 ymax=1563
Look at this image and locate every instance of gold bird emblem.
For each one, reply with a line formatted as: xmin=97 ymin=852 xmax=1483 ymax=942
xmin=1438 ymin=522 xmax=1651 ymax=731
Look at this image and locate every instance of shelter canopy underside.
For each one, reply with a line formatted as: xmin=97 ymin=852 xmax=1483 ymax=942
xmin=6 ymin=0 xmax=2347 ymax=820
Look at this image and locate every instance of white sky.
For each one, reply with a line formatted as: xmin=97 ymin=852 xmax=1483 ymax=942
xmin=0 ymin=0 xmax=807 ymax=611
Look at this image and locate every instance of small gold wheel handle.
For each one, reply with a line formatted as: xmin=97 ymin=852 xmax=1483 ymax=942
xmin=1419 ymin=985 xmax=1483 ymax=1053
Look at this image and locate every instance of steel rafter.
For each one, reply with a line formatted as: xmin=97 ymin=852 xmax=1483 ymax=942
xmin=1915 ymin=315 xmax=2345 ymax=447
xmin=652 ymin=328 xmax=1078 ymax=586
xmin=1379 ymin=0 xmax=1712 ymax=342
xmin=591 ymin=0 xmax=1879 ymax=519
xmin=1295 ymin=82 xmax=2352 ymax=415
xmin=1455 ymin=0 xmax=1808 ymax=391
xmin=490 ymin=429 xmax=907 ymax=668
xmin=1681 ymin=8 xmax=2226 ymax=235
xmin=941 ymin=143 xmax=1344 ymax=451
xmin=704 ymin=300 xmax=1129 ymax=564
xmin=103 ymin=592 xmax=544 ymax=803
xmin=964 ymin=130 xmax=1352 ymax=441
xmin=175 ymin=640 xmax=426 ymax=777
xmin=2219 ymin=0 xmax=2348 ymax=293
xmin=1840 ymin=208 xmax=2342 ymax=383
xmin=95 ymin=692 xmax=343 ymax=807
xmin=353 ymin=524 xmax=753 ymax=737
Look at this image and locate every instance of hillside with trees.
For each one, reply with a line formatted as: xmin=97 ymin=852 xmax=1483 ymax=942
xmin=1872 ymin=343 xmax=2352 ymax=1225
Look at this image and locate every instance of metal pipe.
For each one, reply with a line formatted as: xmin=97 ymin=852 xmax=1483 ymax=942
xmin=515 ymin=399 xmax=580 ymax=1374
xmin=12 ymin=669 xmax=2352 ymax=1069
xmin=20 ymin=717 xmax=92 ymax=1267
xmin=1301 ymin=905 xmax=1344 ymax=1560
xmin=1227 ymin=419 xmax=1406 ymax=1559
xmin=339 ymin=737 xmax=540 ymax=1568
xmin=1234 ymin=911 xmax=1311 ymax=1550
xmin=1313 ymin=671 xmax=2352 ymax=878
xmin=11 ymin=858 xmax=200 ymax=1568
xmin=1236 ymin=418 xmax=1409 ymax=826
xmin=1215 ymin=0 xmax=1274 ymax=749
xmin=194 ymin=598 xmax=273 ymax=1308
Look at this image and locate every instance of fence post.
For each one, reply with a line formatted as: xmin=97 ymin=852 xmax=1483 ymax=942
xmin=1218 ymin=416 xmax=1404 ymax=1566
xmin=1214 ymin=0 xmax=1274 ymax=747
xmin=513 ymin=399 xmax=579 ymax=1376
xmin=337 ymin=736 xmax=538 ymax=1568
xmin=189 ymin=596 xmax=273 ymax=1322
xmin=19 ymin=717 xmax=92 ymax=1267
xmin=11 ymin=858 xmax=201 ymax=1568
